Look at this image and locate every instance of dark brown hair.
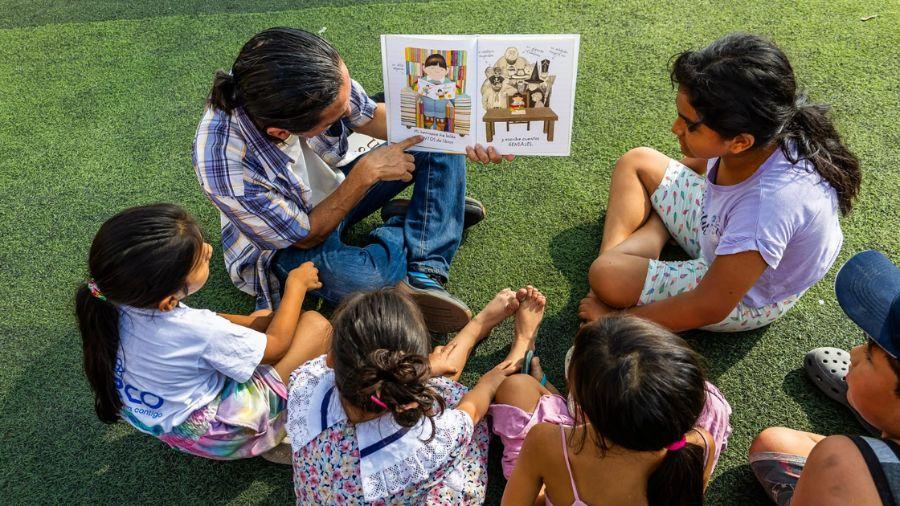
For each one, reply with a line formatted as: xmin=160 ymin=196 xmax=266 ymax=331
xmin=568 ymin=316 xmax=708 ymax=506
xmin=209 ymin=27 xmax=343 ymax=133
xmin=75 ymin=204 xmax=204 ymax=423
xmin=330 ymin=289 xmax=446 ymax=433
xmin=671 ymin=33 xmax=861 ymax=215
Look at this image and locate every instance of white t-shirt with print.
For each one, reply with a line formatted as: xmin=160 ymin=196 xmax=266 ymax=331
xmin=279 ymin=134 xmax=345 ymax=209
xmin=115 ymin=303 xmax=267 ymax=433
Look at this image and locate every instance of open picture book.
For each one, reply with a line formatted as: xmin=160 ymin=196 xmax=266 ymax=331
xmin=381 ymin=34 xmax=580 ymax=156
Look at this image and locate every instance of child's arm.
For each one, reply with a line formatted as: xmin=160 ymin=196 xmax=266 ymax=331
xmin=259 ymin=262 xmax=322 ymax=364
xmin=218 ymin=311 xmax=272 ymax=332
xmin=628 ymin=251 xmax=767 ymax=332
xmin=680 ymin=157 xmax=708 ymax=174
xmin=501 ymin=425 xmax=551 ymax=505
xmin=456 ymin=362 xmax=518 ymax=424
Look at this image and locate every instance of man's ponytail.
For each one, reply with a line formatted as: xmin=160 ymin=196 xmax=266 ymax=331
xmin=208 ymin=70 xmax=240 ymax=112
xmin=75 ymin=283 xmax=123 ymax=423
xmin=782 ymin=98 xmax=861 ymax=215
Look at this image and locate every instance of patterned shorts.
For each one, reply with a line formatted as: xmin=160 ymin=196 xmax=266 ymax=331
xmin=123 ymin=365 xmax=288 ymax=460
xmin=641 ymin=159 xmax=801 ymax=332
xmin=750 ymin=451 xmax=807 ymax=506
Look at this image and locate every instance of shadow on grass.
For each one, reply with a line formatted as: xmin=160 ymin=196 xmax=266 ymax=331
xmin=706 ymin=463 xmax=770 ymax=505
xmin=546 ymin=218 xmax=769 ymax=383
xmin=0 ymin=0 xmax=434 ymax=30
xmin=0 ymin=325 xmax=295 ymax=504
xmin=781 ymin=367 xmax=867 ymax=436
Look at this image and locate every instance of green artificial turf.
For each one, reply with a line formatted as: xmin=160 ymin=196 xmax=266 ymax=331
xmin=0 ymin=0 xmax=897 ymax=503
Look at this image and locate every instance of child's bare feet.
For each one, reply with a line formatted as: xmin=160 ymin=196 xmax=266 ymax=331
xmin=578 ymin=291 xmax=613 ymax=322
xmin=471 ymin=288 xmax=520 ymax=336
xmin=514 ymin=285 xmax=546 ymax=351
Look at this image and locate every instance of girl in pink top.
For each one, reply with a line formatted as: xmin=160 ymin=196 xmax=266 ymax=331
xmin=580 ymin=33 xmax=861 ymax=332
xmin=494 ymin=316 xmax=730 ymax=505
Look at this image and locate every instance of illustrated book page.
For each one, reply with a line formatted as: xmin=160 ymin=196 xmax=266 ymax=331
xmin=381 ymin=35 xmax=478 ymax=154
xmin=381 ymin=34 xmax=579 ymax=156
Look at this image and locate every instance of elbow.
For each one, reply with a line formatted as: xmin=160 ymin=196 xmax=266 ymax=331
xmin=694 ymin=301 xmax=734 ymax=328
xmin=684 ymin=291 xmax=735 ymax=328
xmin=293 ymin=231 xmax=325 ymax=249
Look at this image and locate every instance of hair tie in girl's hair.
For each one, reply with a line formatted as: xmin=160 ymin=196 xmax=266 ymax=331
xmin=87 ymin=279 xmax=107 ymax=301
xmin=666 ymin=436 xmax=687 ymax=451
xmin=370 ymin=394 xmax=388 ymax=410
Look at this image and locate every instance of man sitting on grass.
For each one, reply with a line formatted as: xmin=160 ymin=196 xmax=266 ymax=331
xmin=193 ymin=27 xmax=511 ymax=332
xmin=749 ymin=250 xmax=900 ymax=505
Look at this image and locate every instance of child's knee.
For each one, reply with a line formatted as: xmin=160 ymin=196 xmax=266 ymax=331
xmin=494 ymin=374 xmax=543 ymax=409
xmin=589 ymin=254 xmax=631 ymax=307
xmin=749 ymin=427 xmax=796 ymax=456
xmin=616 ymin=146 xmax=661 ymax=172
xmin=300 ymin=311 xmax=331 ymax=335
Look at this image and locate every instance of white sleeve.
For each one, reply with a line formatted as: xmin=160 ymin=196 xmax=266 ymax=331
xmin=199 ymin=310 xmax=267 ymax=383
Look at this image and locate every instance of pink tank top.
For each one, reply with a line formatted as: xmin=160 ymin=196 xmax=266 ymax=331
xmin=545 ymin=425 xmax=589 ymax=506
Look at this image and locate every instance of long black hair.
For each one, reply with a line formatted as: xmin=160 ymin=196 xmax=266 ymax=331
xmin=208 ymin=27 xmax=344 ymax=133
xmin=75 ymin=204 xmax=204 ymax=423
xmin=330 ymin=289 xmax=446 ymax=433
xmin=671 ymin=33 xmax=861 ymax=215
xmin=568 ymin=316 xmax=708 ymax=506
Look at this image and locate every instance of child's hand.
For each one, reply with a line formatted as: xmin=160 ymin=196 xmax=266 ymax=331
xmin=287 ymin=261 xmax=322 ymax=290
xmin=478 ymin=361 xmax=520 ymax=389
xmin=428 ymin=343 xmax=459 ymax=377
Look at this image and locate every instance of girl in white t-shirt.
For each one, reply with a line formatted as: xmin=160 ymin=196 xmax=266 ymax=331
xmin=75 ymin=203 xmax=331 ymax=460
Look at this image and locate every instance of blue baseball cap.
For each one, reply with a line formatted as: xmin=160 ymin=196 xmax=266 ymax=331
xmin=835 ymin=250 xmax=900 ymax=358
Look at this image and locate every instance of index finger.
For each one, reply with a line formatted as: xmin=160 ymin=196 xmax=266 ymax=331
xmin=395 ymin=135 xmax=424 ymax=149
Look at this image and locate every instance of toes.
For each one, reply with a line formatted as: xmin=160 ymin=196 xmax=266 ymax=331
xmin=516 ymin=287 xmax=527 ymax=301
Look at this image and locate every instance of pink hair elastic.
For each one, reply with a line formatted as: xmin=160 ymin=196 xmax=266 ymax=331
xmin=370 ymin=395 xmax=388 ymax=410
xmin=666 ymin=436 xmax=687 ymax=451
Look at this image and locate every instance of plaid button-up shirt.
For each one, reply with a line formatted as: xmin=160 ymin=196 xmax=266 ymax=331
xmin=192 ymin=79 xmax=376 ymax=309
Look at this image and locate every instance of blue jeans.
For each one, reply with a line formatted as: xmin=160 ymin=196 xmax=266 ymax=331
xmin=271 ymin=149 xmax=466 ymax=304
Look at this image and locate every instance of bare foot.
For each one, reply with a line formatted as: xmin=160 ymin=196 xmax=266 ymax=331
xmin=471 ymin=288 xmax=520 ymax=336
xmin=514 ymin=285 xmax=546 ymax=351
xmin=578 ymin=291 xmax=613 ymax=322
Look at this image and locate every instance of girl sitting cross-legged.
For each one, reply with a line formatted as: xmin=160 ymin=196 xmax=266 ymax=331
xmin=493 ymin=315 xmax=732 ymax=505
xmin=286 ymin=286 xmax=547 ymax=504
xmin=76 ymin=203 xmax=331 ymax=460
xmin=580 ymin=33 xmax=861 ymax=332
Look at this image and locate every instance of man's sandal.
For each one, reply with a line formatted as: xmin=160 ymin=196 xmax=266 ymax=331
xmin=804 ymin=347 xmax=879 ymax=435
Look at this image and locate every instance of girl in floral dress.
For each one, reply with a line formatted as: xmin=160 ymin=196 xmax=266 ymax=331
xmin=287 ymin=286 xmax=547 ymax=504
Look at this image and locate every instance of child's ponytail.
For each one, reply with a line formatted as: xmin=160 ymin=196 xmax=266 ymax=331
xmin=331 ymin=290 xmax=445 ymax=434
xmin=75 ymin=204 xmax=204 ymax=424
xmin=647 ymin=437 xmax=706 ymax=506
xmin=75 ymin=282 xmax=123 ymax=423
xmin=782 ymin=96 xmax=861 ymax=215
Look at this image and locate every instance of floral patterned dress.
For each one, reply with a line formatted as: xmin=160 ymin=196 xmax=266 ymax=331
xmin=287 ymin=356 xmax=490 ymax=505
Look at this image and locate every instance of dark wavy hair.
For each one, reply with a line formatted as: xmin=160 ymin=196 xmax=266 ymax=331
xmin=330 ymin=289 xmax=445 ymax=434
xmin=75 ymin=204 xmax=204 ymax=423
xmin=208 ymin=27 xmax=343 ymax=133
xmin=671 ymin=33 xmax=861 ymax=215
xmin=568 ymin=316 xmax=708 ymax=506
